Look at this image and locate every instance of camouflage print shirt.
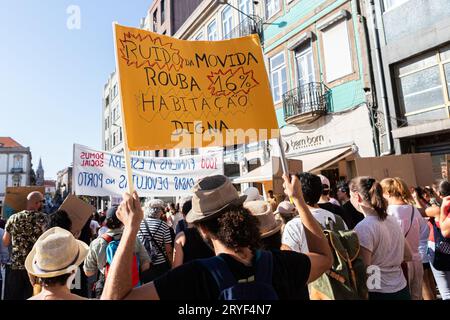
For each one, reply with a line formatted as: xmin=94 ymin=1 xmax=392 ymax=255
xmin=5 ymin=210 xmax=46 ymax=270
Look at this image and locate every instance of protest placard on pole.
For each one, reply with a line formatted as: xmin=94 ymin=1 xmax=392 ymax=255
xmin=112 ymin=23 xmax=279 ymax=151
xmin=72 ymin=144 xmax=223 ymax=197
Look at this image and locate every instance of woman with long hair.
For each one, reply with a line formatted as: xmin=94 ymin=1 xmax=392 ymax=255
xmin=381 ymin=177 xmax=429 ymax=300
xmin=350 ymin=176 xmax=411 ymax=300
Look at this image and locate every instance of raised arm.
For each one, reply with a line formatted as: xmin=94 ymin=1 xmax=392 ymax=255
xmin=101 ymin=192 xmax=158 ymax=300
xmin=283 ymin=174 xmax=333 ymax=283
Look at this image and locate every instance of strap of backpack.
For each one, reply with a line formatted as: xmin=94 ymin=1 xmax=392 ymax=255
xmin=254 ymin=250 xmax=273 ymax=285
xmin=405 ymin=206 xmax=415 ymax=238
xmin=198 ymin=255 xmax=237 ymax=292
xmin=143 ymin=219 xmax=171 ymax=265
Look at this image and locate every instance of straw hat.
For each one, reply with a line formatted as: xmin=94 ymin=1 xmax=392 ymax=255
xmin=243 ymin=200 xmax=282 ymax=238
xmin=243 ymin=187 xmax=264 ymax=202
xmin=186 ymin=175 xmax=247 ymax=223
xmin=25 ymin=227 xmax=89 ymax=278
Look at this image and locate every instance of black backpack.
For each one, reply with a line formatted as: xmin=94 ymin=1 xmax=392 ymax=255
xmin=198 ymin=250 xmax=278 ymax=300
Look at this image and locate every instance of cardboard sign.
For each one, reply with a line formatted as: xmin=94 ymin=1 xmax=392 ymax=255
xmin=59 ymin=194 xmax=95 ymax=238
xmin=73 ymin=143 xmax=223 ymax=197
xmin=113 ymin=23 xmax=279 ymax=151
xmin=1 ymin=186 xmax=45 ymax=220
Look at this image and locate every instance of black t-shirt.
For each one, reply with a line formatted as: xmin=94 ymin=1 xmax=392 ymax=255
xmin=154 ymin=249 xmax=311 ymax=300
xmin=342 ymin=201 xmax=365 ymax=229
xmin=318 ymin=202 xmax=352 ymax=228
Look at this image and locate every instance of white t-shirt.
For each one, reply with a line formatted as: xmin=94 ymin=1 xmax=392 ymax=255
xmin=171 ymin=212 xmax=184 ymax=231
xmin=281 ymin=207 xmax=347 ymax=253
xmin=354 ymin=215 xmax=407 ymax=293
xmin=387 ymin=205 xmax=422 ymax=262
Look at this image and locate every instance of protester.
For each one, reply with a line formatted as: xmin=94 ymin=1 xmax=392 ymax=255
xmin=138 ymin=199 xmax=173 ymax=283
xmin=267 ymin=190 xmax=278 ymax=212
xmin=244 ymin=200 xmax=282 ymax=250
xmin=167 ymin=202 xmax=183 ymax=232
xmin=350 ymin=177 xmax=411 ymax=300
xmin=90 ymin=213 xmax=101 ymax=238
xmin=175 ymin=199 xmax=190 ymax=235
xmin=381 ymin=177 xmax=425 ymax=300
xmin=83 ymin=206 xmax=150 ymax=298
xmin=336 ymin=181 xmax=364 ymax=229
xmin=0 ymin=219 xmax=10 ymax=300
xmin=172 ymin=200 xmax=215 ymax=268
xmin=100 ymin=174 xmax=333 ymax=300
xmin=317 ymin=175 xmax=349 ymax=227
xmin=97 ymin=216 xmax=108 ymax=237
xmin=282 ymin=172 xmax=347 ymax=254
xmin=317 ymin=175 xmax=340 ymax=206
xmin=2 ymin=191 xmax=46 ymax=300
xmin=274 ymin=201 xmax=297 ymax=234
xmin=25 ymin=227 xmax=89 ymax=300
xmin=44 ymin=210 xmax=72 ymax=232
xmin=424 ymin=180 xmax=450 ymax=300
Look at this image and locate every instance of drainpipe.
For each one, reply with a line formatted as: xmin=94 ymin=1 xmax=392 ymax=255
xmin=367 ymin=0 xmax=394 ymax=156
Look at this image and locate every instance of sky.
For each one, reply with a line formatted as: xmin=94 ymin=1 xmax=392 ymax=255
xmin=0 ymin=0 xmax=152 ymax=179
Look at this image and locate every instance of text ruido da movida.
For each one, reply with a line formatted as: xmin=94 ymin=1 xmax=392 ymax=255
xmin=120 ymin=34 xmax=262 ymax=137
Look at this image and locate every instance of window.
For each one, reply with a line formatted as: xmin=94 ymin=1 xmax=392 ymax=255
xmin=295 ymin=42 xmax=315 ymax=86
xmin=163 ymin=150 xmax=168 ymax=157
xmin=239 ymin=0 xmax=254 ymax=22
xmin=269 ymin=52 xmax=288 ymax=103
xmin=195 ymin=32 xmax=204 ymax=40
xmin=265 ymin=0 xmax=280 ymax=20
xmin=161 ymin=0 xmax=165 ymax=24
xmin=113 ymin=131 xmax=117 ymax=146
xmin=395 ymin=46 xmax=450 ymax=125
xmin=113 ymin=108 xmax=117 ymax=120
xmin=105 ymin=95 xmax=110 ymax=107
xmin=104 ymin=118 xmax=108 ymax=129
xmin=207 ymin=20 xmax=218 ymax=41
xmin=155 ymin=150 xmax=160 ymax=157
xmin=13 ymin=155 xmax=23 ymax=169
xmin=119 ymin=127 xmax=123 ymax=142
xmin=222 ymin=7 xmax=233 ymax=40
xmin=153 ymin=10 xmax=158 ymax=31
xmin=383 ymin=0 xmax=410 ymax=11
xmin=112 ymin=84 xmax=118 ymax=98
xmin=322 ymin=20 xmax=353 ymax=82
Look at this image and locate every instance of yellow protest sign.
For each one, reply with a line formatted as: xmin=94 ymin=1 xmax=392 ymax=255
xmin=113 ymin=23 xmax=279 ymax=151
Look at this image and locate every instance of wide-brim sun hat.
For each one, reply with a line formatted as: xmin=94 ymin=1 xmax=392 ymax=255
xmin=25 ymin=227 xmax=89 ymax=278
xmin=243 ymin=200 xmax=282 ymax=238
xmin=186 ymin=175 xmax=247 ymax=224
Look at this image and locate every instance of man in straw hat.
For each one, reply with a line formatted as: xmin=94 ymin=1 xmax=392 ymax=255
xmin=101 ymin=174 xmax=332 ymax=300
xmin=25 ymin=227 xmax=89 ymax=300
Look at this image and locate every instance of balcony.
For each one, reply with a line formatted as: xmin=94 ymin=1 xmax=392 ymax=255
xmin=223 ymin=15 xmax=263 ymax=43
xmin=10 ymin=167 xmax=23 ymax=173
xmin=283 ymin=82 xmax=331 ymax=125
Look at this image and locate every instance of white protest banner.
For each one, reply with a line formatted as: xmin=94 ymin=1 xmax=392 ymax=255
xmin=73 ymin=144 xmax=223 ymax=197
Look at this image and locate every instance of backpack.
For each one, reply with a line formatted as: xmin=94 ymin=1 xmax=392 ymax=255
xmin=102 ymin=234 xmax=141 ymax=287
xmin=309 ymin=216 xmax=368 ymax=300
xmin=198 ymin=250 xmax=278 ymax=300
xmin=429 ymin=219 xmax=450 ymax=271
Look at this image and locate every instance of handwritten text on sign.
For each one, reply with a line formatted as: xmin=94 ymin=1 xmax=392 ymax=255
xmin=114 ymin=24 xmax=279 ymax=151
xmin=73 ymin=144 xmax=223 ymax=197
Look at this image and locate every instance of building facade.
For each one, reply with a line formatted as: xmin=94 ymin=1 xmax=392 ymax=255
xmin=56 ymin=166 xmax=73 ymax=199
xmin=262 ymin=0 xmax=379 ymax=187
xmin=0 ymin=137 xmax=32 ymax=204
xmin=174 ymin=0 xmax=379 ymax=189
xmin=366 ymin=0 xmax=450 ymax=181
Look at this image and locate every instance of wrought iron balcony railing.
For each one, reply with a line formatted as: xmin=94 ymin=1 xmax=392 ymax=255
xmin=223 ymin=15 xmax=263 ymax=43
xmin=283 ymin=82 xmax=331 ymax=123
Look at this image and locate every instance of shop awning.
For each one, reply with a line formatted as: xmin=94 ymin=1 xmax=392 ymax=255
xmin=289 ymin=145 xmax=357 ymax=173
xmin=232 ymin=162 xmax=273 ymax=184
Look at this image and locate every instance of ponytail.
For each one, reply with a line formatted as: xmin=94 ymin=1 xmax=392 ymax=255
xmin=350 ymin=176 xmax=388 ymax=220
xmin=369 ymin=181 xmax=388 ymax=220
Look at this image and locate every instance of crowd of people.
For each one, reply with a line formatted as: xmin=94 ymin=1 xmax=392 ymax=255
xmin=0 ymin=172 xmax=449 ymax=300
